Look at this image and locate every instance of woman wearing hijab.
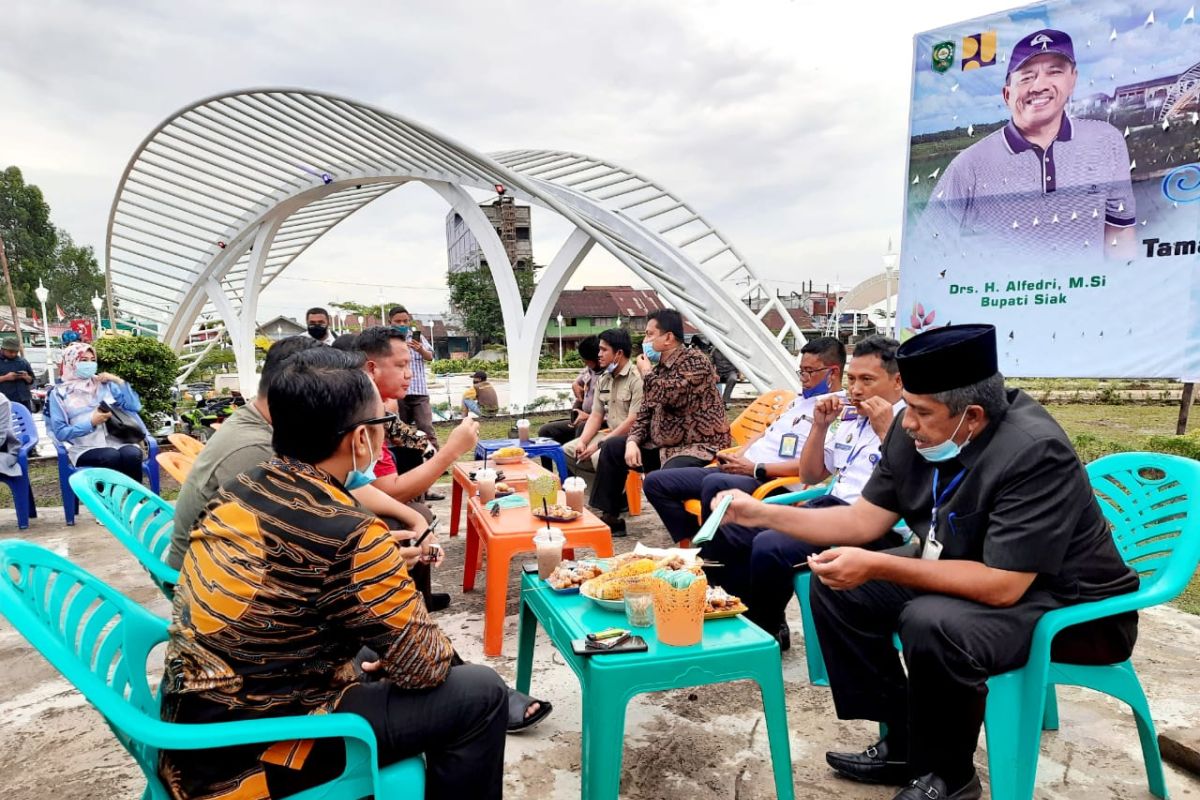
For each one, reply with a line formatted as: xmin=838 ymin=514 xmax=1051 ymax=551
xmin=47 ymin=342 xmax=146 ymax=483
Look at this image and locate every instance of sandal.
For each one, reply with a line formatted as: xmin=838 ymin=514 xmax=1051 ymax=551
xmin=506 ymin=687 xmax=552 ymax=733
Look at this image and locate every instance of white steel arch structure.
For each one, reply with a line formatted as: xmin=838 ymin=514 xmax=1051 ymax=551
xmin=105 ymin=89 xmax=806 ymax=404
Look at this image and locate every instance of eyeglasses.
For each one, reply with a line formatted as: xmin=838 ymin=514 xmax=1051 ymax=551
xmin=798 ymin=366 xmax=833 ymax=378
xmin=338 ymin=413 xmax=400 ymax=438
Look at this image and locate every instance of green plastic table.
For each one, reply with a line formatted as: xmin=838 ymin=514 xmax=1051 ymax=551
xmin=516 ymin=571 xmax=795 ymax=800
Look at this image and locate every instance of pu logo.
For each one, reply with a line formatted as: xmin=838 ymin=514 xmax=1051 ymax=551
xmin=1031 ymin=33 xmax=1054 ymax=50
xmin=962 ymin=31 xmax=997 ymax=70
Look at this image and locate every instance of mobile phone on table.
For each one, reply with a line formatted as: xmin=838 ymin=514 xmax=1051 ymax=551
xmin=571 ymin=635 xmax=648 ymax=656
xmin=522 ymin=562 xmax=539 ymax=574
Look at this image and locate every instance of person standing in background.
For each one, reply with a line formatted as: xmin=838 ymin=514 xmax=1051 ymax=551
xmin=0 ymin=338 xmax=34 ymax=410
xmin=304 ymin=307 xmax=336 ymax=345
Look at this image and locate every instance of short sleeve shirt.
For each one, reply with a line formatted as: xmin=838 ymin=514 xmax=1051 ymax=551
xmin=594 ymin=361 xmax=643 ymax=429
xmin=820 ymin=398 xmax=905 ymax=503
xmin=861 ymin=389 xmax=1138 ymax=603
xmin=0 ymin=356 xmax=33 ymax=407
xmin=743 ymin=391 xmax=844 ymax=465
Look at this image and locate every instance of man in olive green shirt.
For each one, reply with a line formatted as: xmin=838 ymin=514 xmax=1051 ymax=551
xmin=564 ymin=328 xmax=643 ymax=478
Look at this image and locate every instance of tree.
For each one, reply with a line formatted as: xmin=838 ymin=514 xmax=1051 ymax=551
xmin=329 ymin=300 xmax=406 ymax=322
xmin=0 ymin=166 xmax=105 ymax=315
xmin=94 ymin=335 xmax=182 ymax=419
xmin=447 ymin=263 xmax=537 ymax=346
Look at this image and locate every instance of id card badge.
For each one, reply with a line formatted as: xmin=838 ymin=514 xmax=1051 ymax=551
xmin=921 ymin=536 xmax=943 ymax=561
xmin=778 ymin=433 xmax=800 ymax=458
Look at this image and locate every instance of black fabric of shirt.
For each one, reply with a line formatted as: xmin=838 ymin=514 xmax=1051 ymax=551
xmin=0 ymin=356 xmax=33 ymax=407
xmin=862 ymin=389 xmax=1138 ymax=604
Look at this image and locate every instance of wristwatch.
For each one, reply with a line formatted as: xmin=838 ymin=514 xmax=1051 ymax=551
xmin=754 ymin=463 xmax=768 ymax=481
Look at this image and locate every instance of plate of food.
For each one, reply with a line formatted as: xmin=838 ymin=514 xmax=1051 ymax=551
xmin=532 ymin=504 xmax=582 ymax=523
xmin=495 ymin=481 xmax=515 ymax=497
xmin=703 ymin=586 xmax=747 ymax=619
xmin=492 ymin=446 xmax=526 ymax=465
xmin=580 ymin=557 xmax=658 ymax=610
xmin=545 ymin=560 xmax=604 ymax=594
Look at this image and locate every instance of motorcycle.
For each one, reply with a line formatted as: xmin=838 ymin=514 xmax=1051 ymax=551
xmin=177 ymin=391 xmax=245 ymax=441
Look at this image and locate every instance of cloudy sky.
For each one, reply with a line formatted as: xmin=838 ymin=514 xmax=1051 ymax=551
xmin=4 ymin=0 xmax=1017 ymax=323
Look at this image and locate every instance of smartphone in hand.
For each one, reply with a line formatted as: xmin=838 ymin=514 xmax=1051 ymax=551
xmin=97 ymin=401 xmax=114 ymax=413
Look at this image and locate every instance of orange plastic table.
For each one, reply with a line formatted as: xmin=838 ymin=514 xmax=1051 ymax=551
xmin=463 ymin=493 xmax=613 ymax=656
xmin=449 ymin=459 xmax=551 ymax=537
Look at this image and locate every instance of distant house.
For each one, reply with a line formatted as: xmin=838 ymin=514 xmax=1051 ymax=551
xmin=259 ymin=316 xmax=306 ymax=341
xmin=544 ymin=286 xmax=698 ymax=352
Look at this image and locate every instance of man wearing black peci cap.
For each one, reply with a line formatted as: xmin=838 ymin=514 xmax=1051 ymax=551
xmin=713 ymin=323 xmax=1139 ymax=800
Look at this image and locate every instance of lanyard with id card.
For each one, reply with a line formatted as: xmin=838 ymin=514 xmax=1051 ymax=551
xmin=924 ymin=467 xmax=966 ymax=560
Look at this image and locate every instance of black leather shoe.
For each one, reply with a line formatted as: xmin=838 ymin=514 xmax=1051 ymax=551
xmin=424 ymin=593 xmax=451 ymax=612
xmin=777 ymin=623 xmax=791 ymax=652
xmin=892 ymin=772 xmax=982 ymax=800
xmin=600 ymin=513 xmax=627 ymax=536
xmin=826 ymin=740 xmax=913 ymax=786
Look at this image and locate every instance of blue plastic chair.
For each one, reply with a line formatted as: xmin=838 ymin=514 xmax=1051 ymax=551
xmin=70 ymin=468 xmax=178 ymax=598
xmin=974 ymin=452 xmax=1200 ymax=800
xmin=0 ymin=539 xmax=425 ymax=799
xmin=1 ymin=402 xmax=40 ymax=529
xmin=45 ymin=392 xmax=161 ymax=525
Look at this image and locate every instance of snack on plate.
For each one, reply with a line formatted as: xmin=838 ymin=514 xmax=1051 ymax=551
xmin=533 ymin=504 xmax=581 ymax=521
xmin=495 ymin=482 xmax=513 ymax=493
xmin=547 ymin=560 xmax=603 ymax=590
xmin=494 ymin=446 xmax=526 ymax=459
xmin=581 ymin=557 xmax=658 ymax=599
xmin=704 ymin=585 xmax=742 ymax=613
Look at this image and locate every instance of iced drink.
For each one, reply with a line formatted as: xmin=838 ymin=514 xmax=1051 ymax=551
xmin=517 ymin=419 xmax=531 ymax=442
xmin=563 ymin=476 xmax=587 ymax=513
xmin=533 ymin=526 xmax=564 ymax=579
xmin=477 ymin=468 xmax=498 ymax=504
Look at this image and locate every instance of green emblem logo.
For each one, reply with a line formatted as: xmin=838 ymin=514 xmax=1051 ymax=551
xmin=932 ymin=41 xmax=955 ymax=73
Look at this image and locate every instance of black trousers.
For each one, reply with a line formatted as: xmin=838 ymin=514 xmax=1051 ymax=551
xmin=267 ymin=664 xmax=508 ymax=800
xmin=717 ymin=371 xmax=739 ymax=404
xmin=588 ymin=434 xmax=709 ymax=516
xmin=77 ymin=444 xmax=143 ymax=484
xmin=538 ymin=418 xmax=583 ymax=446
xmin=643 ymin=467 xmax=763 ymax=543
xmin=810 ymin=575 xmax=1139 ymax=782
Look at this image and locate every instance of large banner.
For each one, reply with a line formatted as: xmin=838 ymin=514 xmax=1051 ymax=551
xmin=900 ymin=1 xmax=1200 ymax=377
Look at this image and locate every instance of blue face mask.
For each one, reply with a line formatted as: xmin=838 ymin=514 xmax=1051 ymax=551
xmin=915 ymin=411 xmax=971 ymax=462
xmin=75 ymin=361 xmax=98 ymax=380
xmin=802 ymin=372 xmax=833 ymax=399
xmin=344 ymin=433 xmax=379 ymax=490
xmin=642 ymin=340 xmax=661 ymax=364
xmin=606 ymin=362 xmax=617 ymax=374
xmin=391 ymin=325 xmax=410 ymax=337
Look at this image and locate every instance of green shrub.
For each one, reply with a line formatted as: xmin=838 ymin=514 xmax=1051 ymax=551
xmin=1071 ymin=432 xmax=1129 ymax=462
xmin=94 ymin=336 xmax=181 ymax=419
xmin=1143 ymin=435 xmax=1200 ymax=460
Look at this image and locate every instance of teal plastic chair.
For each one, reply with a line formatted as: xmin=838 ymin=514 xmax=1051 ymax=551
xmin=975 ymin=452 xmax=1200 ymax=800
xmin=70 ymin=468 xmax=179 ymax=598
xmin=0 ymin=539 xmax=425 ymax=799
xmin=763 ymin=485 xmax=834 ymax=686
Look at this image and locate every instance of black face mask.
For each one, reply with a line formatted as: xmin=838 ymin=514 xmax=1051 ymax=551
xmin=307 ymin=324 xmax=328 ymax=340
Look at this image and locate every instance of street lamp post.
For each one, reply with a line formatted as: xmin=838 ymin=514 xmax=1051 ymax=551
xmin=35 ymin=280 xmax=53 ymax=384
xmin=882 ymin=240 xmax=899 ymax=337
xmin=556 ymin=312 xmax=564 ymax=364
xmin=90 ymin=293 xmax=103 ymax=339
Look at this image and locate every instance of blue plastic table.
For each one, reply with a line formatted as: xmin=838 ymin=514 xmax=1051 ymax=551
xmin=475 ymin=437 xmax=568 ymax=479
xmin=516 ymin=572 xmax=795 ymax=800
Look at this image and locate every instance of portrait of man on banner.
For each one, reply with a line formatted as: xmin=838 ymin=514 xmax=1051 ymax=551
xmin=914 ymin=28 xmax=1137 ymax=264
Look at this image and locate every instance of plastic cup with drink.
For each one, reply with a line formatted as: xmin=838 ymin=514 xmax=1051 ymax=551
xmin=476 ymin=468 xmax=498 ymax=504
xmin=517 ymin=418 xmax=531 ymax=442
xmin=533 ymin=525 xmax=565 ymax=580
xmin=562 ymin=476 xmax=587 ymax=513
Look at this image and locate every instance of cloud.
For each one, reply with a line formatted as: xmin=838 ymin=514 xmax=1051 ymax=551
xmin=3 ymin=0 xmax=1013 ymax=325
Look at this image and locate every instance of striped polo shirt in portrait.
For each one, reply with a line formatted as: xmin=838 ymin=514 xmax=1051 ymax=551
xmin=915 ymin=115 xmax=1135 ymax=264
